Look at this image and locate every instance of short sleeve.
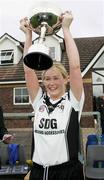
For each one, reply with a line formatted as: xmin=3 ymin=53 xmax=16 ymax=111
xmin=70 ymin=90 xmax=85 ymax=122
xmin=32 ymin=87 xmax=43 ymax=108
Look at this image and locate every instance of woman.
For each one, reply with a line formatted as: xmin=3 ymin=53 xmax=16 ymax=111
xmin=20 ymin=11 xmax=85 ymax=180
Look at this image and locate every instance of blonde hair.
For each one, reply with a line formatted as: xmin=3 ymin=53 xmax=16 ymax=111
xmin=42 ymin=62 xmax=68 ymax=80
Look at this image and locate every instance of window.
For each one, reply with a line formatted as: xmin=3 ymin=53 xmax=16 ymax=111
xmin=0 ymin=49 xmax=14 ymax=65
xmin=49 ymin=47 xmax=55 ymax=60
xmin=14 ymin=87 xmax=30 ymax=105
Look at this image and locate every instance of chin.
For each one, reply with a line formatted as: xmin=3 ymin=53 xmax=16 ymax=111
xmin=50 ymin=94 xmax=59 ymax=99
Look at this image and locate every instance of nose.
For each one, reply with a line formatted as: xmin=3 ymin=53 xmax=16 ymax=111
xmin=49 ymin=79 xmax=55 ymax=85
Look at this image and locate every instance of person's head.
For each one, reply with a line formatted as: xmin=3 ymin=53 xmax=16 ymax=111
xmin=100 ymin=94 xmax=104 ymax=100
xmin=42 ymin=62 xmax=69 ymax=100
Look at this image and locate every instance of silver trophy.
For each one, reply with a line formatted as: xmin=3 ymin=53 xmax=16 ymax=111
xmin=23 ymin=2 xmax=62 ymax=70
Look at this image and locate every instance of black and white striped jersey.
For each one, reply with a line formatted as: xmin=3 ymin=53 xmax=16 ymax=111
xmin=32 ymin=87 xmax=85 ymax=166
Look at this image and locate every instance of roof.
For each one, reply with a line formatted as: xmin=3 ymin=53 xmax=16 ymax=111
xmin=62 ymin=36 xmax=104 ymax=74
xmin=0 ymin=58 xmax=25 ymax=83
xmin=0 ymin=33 xmax=24 ymax=47
xmin=0 ymin=35 xmax=104 ymax=83
xmin=76 ymin=37 xmax=104 ymax=72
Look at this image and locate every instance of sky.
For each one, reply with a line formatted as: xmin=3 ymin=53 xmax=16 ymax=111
xmin=0 ymin=0 xmax=104 ymax=41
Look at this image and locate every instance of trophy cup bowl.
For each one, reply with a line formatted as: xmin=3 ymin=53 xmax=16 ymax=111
xmin=24 ymin=44 xmax=53 ymax=70
xmin=23 ymin=2 xmax=62 ymax=70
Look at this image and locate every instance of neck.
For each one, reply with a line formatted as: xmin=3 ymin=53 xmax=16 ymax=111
xmin=48 ymin=93 xmax=66 ymax=101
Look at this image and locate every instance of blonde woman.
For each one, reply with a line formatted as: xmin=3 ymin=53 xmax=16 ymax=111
xmin=20 ymin=11 xmax=85 ymax=180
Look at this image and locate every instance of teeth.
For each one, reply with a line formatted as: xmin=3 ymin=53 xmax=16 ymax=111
xmin=50 ymin=88 xmax=56 ymax=90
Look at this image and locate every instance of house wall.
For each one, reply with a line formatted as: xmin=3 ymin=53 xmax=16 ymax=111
xmin=81 ymin=70 xmax=94 ymax=127
xmin=0 ymin=38 xmax=15 ymax=50
xmin=0 ymin=84 xmax=33 ymax=128
xmin=14 ymin=46 xmax=23 ymax=64
xmin=83 ymin=71 xmax=93 ymax=111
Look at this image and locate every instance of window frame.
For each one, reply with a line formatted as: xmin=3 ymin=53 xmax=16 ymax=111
xmin=0 ymin=49 xmax=14 ymax=65
xmin=13 ymin=87 xmax=30 ymax=105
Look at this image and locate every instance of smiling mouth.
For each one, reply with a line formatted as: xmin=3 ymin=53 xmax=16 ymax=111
xmin=49 ymin=88 xmax=57 ymax=91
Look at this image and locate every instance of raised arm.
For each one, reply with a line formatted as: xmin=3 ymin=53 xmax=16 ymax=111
xmin=20 ymin=18 xmax=40 ymax=103
xmin=61 ymin=11 xmax=84 ymax=101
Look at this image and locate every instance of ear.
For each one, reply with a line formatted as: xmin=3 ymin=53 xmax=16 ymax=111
xmin=67 ymin=75 xmax=70 ymax=82
xmin=64 ymin=75 xmax=70 ymax=85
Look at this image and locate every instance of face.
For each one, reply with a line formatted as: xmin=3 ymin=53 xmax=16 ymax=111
xmin=43 ymin=67 xmax=67 ymax=100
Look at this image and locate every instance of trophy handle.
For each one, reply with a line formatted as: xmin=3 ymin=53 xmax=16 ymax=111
xmin=52 ymin=16 xmax=62 ymax=33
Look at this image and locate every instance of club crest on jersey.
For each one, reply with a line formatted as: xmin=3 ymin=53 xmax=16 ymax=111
xmin=58 ymin=104 xmax=64 ymax=110
xmin=39 ymin=105 xmax=46 ymax=112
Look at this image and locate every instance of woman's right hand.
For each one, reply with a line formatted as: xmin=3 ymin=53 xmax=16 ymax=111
xmin=20 ymin=17 xmax=32 ymax=34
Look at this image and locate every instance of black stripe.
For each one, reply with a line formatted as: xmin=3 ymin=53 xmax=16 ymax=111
xmin=67 ymin=108 xmax=79 ymax=160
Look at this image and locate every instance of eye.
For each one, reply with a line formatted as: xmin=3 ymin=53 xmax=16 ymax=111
xmin=44 ymin=77 xmax=50 ymax=81
xmin=54 ymin=77 xmax=59 ymax=80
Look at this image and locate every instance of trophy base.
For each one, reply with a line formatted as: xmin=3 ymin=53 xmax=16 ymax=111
xmin=23 ymin=52 xmax=53 ymax=70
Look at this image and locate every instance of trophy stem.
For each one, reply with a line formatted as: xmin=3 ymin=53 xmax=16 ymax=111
xmin=39 ymin=24 xmax=47 ymax=44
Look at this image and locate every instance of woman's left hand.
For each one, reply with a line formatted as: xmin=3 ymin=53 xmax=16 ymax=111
xmin=61 ymin=11 xmax=73 ymax=29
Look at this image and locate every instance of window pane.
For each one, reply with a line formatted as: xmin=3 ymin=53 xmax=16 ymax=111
xmin=23 ymin=96 xmax=29 ymax=103
xmin=49 ymin=47 xmax=55 ymax=59
xmin=0 ymin=49 xmax=14 ymax=65
xmin=23 ymin=88 xmax=28 ymax=95
xmin=14 ymin=87 xmax=29 ymax=104
xmin=15 ymin=97 xmax=21 ymax=103
xmin=15 ymin=89 xmax=21 ymax=96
